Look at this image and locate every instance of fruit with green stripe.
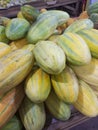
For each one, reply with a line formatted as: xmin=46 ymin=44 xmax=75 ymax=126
xmin=64 ymin=19 xmax=94 ymax=33
xmin=87 ymin=1 xmax=98 ymax=16
xmin=0 ymin=25 xmax=10 ymax=44
xmin=6 ymin=18 xmax=30 ymax=40
xmin=21 ymin=5 xmax=40 ymax=23
xmin=37 ymin=10 xmax=70 ymax=26
xmin=77 ymin=29 xmax=98 ymax=58
xmin=19 ymin=96 xmax=46 ymax=130
xmin=73 ymin=80 xmax=98 ymax=117
xmin=51 ymin=66 xmax=79 ymax=103
xmin=25 ymin=67 xmax=51 ymax=103
xmin=33 ymin=40 xmax=66 ymax=75
xmin=27 ymin=16 xmax=58 ymax=44
xmin=57 ymin=33 xmax=91 ymax=65
xmin=89 ymin=13 xmax=98 ymax=24
xmin=0 ymin=48 xmax=34 ymax=95
xmin=45 ymin=90 xmax=71 ymax=121
xmin=70 ymin=58 xmax=98 ymax=87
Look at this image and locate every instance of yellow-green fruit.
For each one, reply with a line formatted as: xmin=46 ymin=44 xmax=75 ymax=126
xmin=51 ymin=66 xmax=79 ymax=103
xmin=0 ymin=25 xmax=10 ymax=44
xmin=27 ymin=16 xmax=58 ymax=44
xmin=0 ymin=17 xmax=11 ymax=26
xmin=17 ymin=11 xmax=25 ymax=19
xmin=70 ymin=58 xmax=98 ymax=87
xmin=73 ymin=80 xmax=98 ymax=117
xmin=57 ymin=33 xmax=91 ymax=65
xmin=33 ymin=41 xmax=66 ymax=75
xmin=21 ymin=5 xmax=40 ymax=22
xmin=48 ymin=34 xmax=60 ymax=43
xmin=25 ymin=68 xmax=51 ymax=103
xmin=9 ymin=38 xmax=29 ymax=50
xmin=19 ymin=96 xmax=46 ymax=130
xmin=0 ymin=48 xmax=34 ymax=95
xmin=0 ymin=42 xmax=11 ymax=58
xmin=45 ymin=90 xmax=71 ymax=121
xmin=64 ymin=19 xmax=94 ymax=33
xmin=77 ymin=29 xmax=98 ymax=58
xmin=22 ymin=44 xmax=35 ymax=53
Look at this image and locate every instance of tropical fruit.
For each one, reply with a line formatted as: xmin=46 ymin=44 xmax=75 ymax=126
xmin=19 ymin=96 xmax=46 ymax=130
xmin=57 ymin=33 xmax=91 ymax=65
xmin=51 ymin=66 xmax=79 ymax=103
xmin=45 ymin=90 xmax=71 ymax=121
xmin=33 ymin=40 xmax=66 ymax=74
xmin=6 ymin=18 xmax=30 ymax=40
xmin=73 ymin=80 xmax=98 ymax=117
xmin=25 ymin=68 xmax=51 ymax=103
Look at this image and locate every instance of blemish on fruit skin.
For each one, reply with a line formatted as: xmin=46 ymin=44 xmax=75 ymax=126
xmin=15 ymin=60 xmax=19 ymax=62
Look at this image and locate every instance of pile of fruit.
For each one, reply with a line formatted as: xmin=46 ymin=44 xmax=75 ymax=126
xmin=0 ymin=1 xmax=98 ymax=130
xmin=0 ymin=0 xmax=36 ymax=8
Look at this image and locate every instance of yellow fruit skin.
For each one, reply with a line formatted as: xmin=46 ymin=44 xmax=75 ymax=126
xmin=73 ymin=80 xmax=98 ymax=117
xmin=57 ymin=33 xmax=91 ymax=65
xmin=22 ymin=44 xmax=35 ymax=53
xmin=0 ymin=17 xmax=11 ymax=26
xmin=70 ymin=58 xmax=98 ymax=87
xmin=17 ymin=11 xmax=25 ymax=19
xmin=51 ymin=66 xmax=79 ymax=103
xmin=9 ymin=38 xmax=29 ymax=51
xmin=77 ymin=29 xmax=98 ymax=58
xmin=25 ymin=68 xmax=51 ymax=103
xmin=0 ymin=49 xmax=34 ymax=95
xmin=0 ymin=42 xmax=11 ymax=58
xmin=33 ymin=41 xmax=66 ymax=75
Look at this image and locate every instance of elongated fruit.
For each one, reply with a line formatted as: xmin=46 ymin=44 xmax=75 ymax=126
xmin=73 ymin=80 xmax=98 ymax=117
xmin=64 ymin=19 xmax=94 ymax=33
xmin=0 ymin=48 xmax=34 ymax=95
xmin=25 ymin=68 xmax=51 ymax=103
xmin=6 ymin=18 xmax=30 ymax=40
xmin=45 ymin=90 xmax=71 ymax=121
xmin=33 ymin=40 xmax=66 ymax=74
xmin=0 ymin=42 xmax=11 ymax=58
xmin=77 ymin=29 xmax=98 ymax=58
xmin=57 ymin=33 xmax=91 ymax=65
xmin=19 ymin=96 xmax=46 ymax=130
xmin=27 ymin=16 xmax=58 ymax=44
xmin=70 ymin=58 xmax=98 ymax=87
xmin=0 ymin=83 xmax=25 ymax=129
xmin=51 ymin=66 xmax=79 ymax=103
xmin=37 ymin=10 xmax=70 ymax=26
xmin=21 ymin=5 xmax=40 ymax=22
